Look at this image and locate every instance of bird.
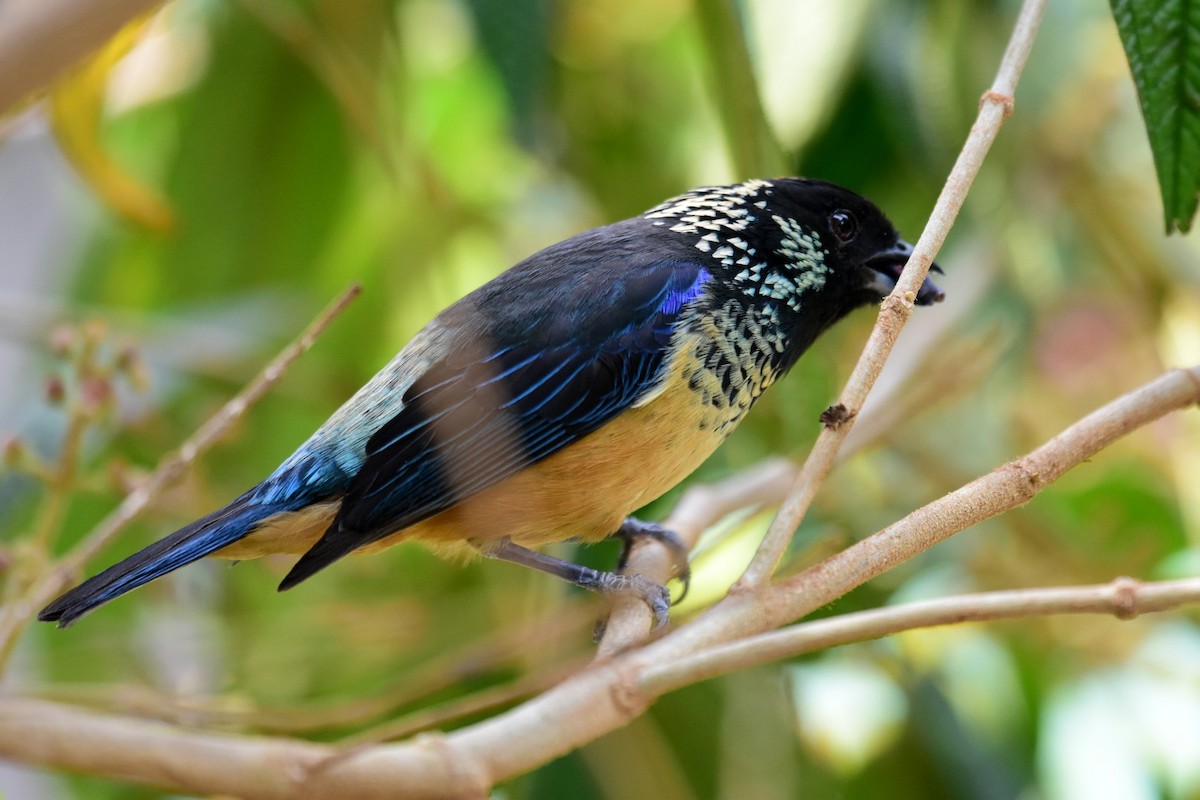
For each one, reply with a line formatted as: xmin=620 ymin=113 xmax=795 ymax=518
xmin=39 ymin=177 xmax=944 ymax=629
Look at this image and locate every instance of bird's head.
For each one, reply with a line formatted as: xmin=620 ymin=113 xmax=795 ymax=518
xmin=645 ymin=177 xmax=944 ymax=366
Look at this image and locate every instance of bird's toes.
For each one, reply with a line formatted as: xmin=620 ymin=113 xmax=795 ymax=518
xmin=581 ymin=570 xmax=672 ymax=631
xmin=615 ymin=517 xmax=691 ymax=584
xmin=648 ymin=583 xmax=671 ymax=630
xmin=624 ymin=574 xmax=671 ymax=630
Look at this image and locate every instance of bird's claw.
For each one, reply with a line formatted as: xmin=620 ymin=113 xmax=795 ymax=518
xmin=580 ymin=570 xmax=671 ymax=639
xmin=639 ymin=577 xmax=672 ymax=629
xmin=614 ymin=518 xmax=691 ymax=603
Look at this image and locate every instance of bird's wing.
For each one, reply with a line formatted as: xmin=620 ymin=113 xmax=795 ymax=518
xmin=279 ymin=260 xmax=709 ymax=588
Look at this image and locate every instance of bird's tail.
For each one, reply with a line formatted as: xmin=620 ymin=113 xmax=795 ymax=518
xmin=38 ymin=492 xmax=286 ymax=628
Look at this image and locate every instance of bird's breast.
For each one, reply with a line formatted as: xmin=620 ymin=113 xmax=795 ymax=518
xmin=675 ymin=299 xmax=783 ymax=434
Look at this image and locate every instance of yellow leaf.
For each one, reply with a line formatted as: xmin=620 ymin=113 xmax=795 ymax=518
xmin=49 ymin=13 xmax=174 ymax=233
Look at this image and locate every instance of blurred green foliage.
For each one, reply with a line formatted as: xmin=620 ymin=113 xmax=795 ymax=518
xmin=3 ymin=0 xmax=1200 ymax=798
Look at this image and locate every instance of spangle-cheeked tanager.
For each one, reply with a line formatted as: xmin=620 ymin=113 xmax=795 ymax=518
xmin=40 ymin=178 xmax=944 ymax=629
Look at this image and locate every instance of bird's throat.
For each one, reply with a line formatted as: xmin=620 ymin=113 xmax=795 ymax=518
xmin=672 ymin=299 xmax=784 ymax=435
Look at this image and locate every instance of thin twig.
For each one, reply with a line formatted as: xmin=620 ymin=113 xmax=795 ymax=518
xmin=0 ymin=285 xmax=361 ymax=668
xmin=739 ymin=0 xmax=1049 ymax=587
xmin=4 ymin=570 xmax=1190 ymax=800
xmin=639 ymin=575 xmax=1200 ymax=695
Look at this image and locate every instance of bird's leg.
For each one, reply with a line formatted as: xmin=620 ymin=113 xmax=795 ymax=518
xmin=612 ymin=517 xmax=691 ymax=604
xmin=474 ymin=537 xmax=671 ymax=630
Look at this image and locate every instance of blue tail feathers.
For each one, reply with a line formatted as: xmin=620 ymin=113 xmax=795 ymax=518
xmin=40 ymin=446 xmax=353 ymax=627
xmin=38 ymin=492 xmax=294 ymax=627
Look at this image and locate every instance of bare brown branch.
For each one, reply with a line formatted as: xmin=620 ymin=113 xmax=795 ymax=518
xmin=639 ymin=576 xmax=1200 ymax=694
xmin=0 ymin=696 xmax=482 ymax=800
xmin=738 ymin=0 xmax=1050 ymax=587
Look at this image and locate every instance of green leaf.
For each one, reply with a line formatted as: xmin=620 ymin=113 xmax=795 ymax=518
xmin=1110 ymin=0 xmax=1200 ymax=233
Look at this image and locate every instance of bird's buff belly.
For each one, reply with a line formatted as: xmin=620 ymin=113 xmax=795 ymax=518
xmin=392 ymin=376 xmax=732 ymax=553
xmin=220 ymin=359 xmax=739 ymax=561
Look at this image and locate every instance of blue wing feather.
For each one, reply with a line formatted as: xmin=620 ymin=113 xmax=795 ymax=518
xmin=278 ymin=261 xmax=710 ymax=588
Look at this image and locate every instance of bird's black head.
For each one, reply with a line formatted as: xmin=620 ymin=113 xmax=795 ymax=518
xmin=644 ymin=177 xmax=944 ymax=367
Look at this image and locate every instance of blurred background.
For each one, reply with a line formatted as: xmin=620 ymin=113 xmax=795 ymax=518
xmin=1 ymin=0 xmax=1199 ymax=797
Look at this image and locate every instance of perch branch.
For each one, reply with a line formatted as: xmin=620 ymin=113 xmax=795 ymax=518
xmin=739 ymin=0 xmax=1049 ymax=586
xmin=639 ymin=576 xmax=1200 ymax=694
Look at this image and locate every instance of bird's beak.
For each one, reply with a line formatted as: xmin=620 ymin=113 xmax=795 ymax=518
xmin=863 ymin=239 xmax=945 ymax=306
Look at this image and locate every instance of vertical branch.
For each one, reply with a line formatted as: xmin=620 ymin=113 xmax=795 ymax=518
xmin=737 ymin=0 xmax=1049 ymax=587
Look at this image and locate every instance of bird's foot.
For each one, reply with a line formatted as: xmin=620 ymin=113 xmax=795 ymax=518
xmin=614 ymin=517 xmax=691 ymax=604
xmin=473 ymin=538 xmax=672 ymax=632
xmin=576 ymin=569 xmax=672 ymax=632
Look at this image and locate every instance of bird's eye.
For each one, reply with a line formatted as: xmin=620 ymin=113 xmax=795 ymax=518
xmin=828 ymin=210 xmax=858 ymax=243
